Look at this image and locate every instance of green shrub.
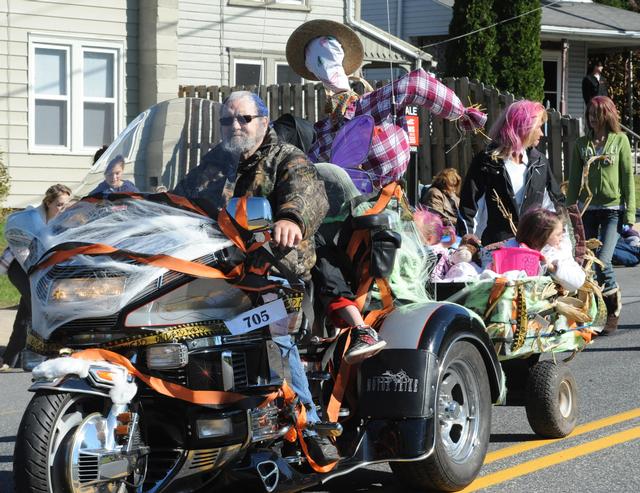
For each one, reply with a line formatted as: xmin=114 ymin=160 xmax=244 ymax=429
xmin=0 ymin=149 xmax=9 ymax=220
xmin=445 ymin=0 xmax=498 ymax=85
xmin=494 ymin=0 xmax=544 ymax=101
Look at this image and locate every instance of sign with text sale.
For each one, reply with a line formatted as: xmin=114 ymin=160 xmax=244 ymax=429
xmin=405 ymin=105 xmax=419 ymax=149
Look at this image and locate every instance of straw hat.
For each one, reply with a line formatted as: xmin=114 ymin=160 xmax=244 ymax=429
xmin=286 ymin=20 xmax=364 ymax=81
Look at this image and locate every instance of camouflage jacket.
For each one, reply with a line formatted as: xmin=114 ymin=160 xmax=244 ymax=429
xmin=173 ymin=127 xmax=329 ymax=279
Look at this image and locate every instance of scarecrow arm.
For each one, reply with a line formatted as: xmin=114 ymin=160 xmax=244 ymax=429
xmin=358 ymin=68 xmax=487 ymax=131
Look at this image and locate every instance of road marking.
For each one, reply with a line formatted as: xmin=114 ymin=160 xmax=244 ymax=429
xmin=0 ymin=409 xmax=22 ymax=416
xmin=462 ymin=425 xmax=640 ymax=492
xmin=485 ymin=407 xmax=640 ymax=464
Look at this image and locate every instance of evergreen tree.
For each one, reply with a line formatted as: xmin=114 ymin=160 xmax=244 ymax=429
xmin=494 ymin=0 xmax=544 ymax=100
xmin=445 ymin=0 xmax=498 ymax=86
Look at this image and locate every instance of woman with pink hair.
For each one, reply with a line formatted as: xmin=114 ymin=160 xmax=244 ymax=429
xmin=459 ymin=100 xmax=564 ymax=245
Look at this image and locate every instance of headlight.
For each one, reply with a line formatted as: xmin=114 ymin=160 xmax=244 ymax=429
xmin=146 ymin=343 xmax=188 ymax=369
xmin=196 ymin=418 xmax=233 ymax=438
xmin=50 ymin=277 xmax=126 ymax=302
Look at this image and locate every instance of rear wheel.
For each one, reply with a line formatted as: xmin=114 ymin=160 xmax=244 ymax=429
xmin=14 ymin=391 xmax=105 ymax=493
xmin=391 ymin=341 xmax=491 ymax=491
xmin=525 ymin=360 xmax=578 ymax=438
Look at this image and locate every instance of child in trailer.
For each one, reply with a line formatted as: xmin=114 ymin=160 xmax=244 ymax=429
xmin=413 ymin=208 xmax=456 ymax=281
xmin=494 ymin=208 xmax=585 ymax=292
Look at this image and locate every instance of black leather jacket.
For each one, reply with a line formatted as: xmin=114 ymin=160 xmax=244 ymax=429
xmin=459 ymin=146 xmax=565 ymax=245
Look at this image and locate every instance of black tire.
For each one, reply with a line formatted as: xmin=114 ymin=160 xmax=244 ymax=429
xmin=14 ymin=391 xmax=104 ymax=493
xmin=525 ymin=360 xmax=578 ymax=438
xmin=391 ymin=341 xmax=492 ymax=492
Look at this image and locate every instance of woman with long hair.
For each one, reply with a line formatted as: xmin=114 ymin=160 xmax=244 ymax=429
xmin=0 ymin=184 xmax=72 ymax=370
xmin=420 ymin=168 xmax=462 ymax=228
xmin=459 ymin=99 xmax=564 ymax=245
xmin=566 ymin=96 xmax=636 ymax=334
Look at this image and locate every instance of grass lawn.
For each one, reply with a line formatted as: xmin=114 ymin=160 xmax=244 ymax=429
xmin=0 ymin=218 xmax=20 ymax=308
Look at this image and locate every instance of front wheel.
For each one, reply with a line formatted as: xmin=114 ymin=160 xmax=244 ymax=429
xmin=14 ymin=391 xmax=106 ymax=493
xmin=391 ymin=340 xmax=492 ymax=491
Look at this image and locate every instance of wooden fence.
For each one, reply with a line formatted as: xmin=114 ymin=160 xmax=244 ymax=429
xmin=179 ymin=77 xmax=583 ymax=185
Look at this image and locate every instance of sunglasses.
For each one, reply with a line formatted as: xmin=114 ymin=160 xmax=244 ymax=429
xmin=219 ymin=114 xmax=264 ymax=126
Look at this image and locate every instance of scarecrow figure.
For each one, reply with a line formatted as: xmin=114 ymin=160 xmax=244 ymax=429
xmin=286 ymin=20 xmax=487 ymax=187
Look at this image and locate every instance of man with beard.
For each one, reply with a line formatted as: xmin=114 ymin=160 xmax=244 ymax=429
xmin=174 ymin=91 xmax=328 ymax=277
xmin=173 ymin=91 xmax=336 ymax=464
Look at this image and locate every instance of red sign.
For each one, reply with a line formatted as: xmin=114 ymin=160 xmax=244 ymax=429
xmin=405 ymin=106 xmax=419 ymax=147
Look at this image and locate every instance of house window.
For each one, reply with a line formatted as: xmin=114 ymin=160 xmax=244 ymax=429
xmin=83 ymin=50 xmax=116 ymax=148
xmin=34 ymin=46 xmax=69 ymax=146
xmin=234 ymin=59 xmax=264 ymax=86
xmin=542 ymin=52 xmax=562 ymax=111
xmin=276 ymin=63 xmax=302 ymax=84
xmin=29 ymin=36 xmax=122 ymax=153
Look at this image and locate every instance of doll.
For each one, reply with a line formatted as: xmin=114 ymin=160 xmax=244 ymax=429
xmin=444 ymin=235 xmax=483 ymax=281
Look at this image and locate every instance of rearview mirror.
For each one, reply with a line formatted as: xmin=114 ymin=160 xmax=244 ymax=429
xmin=225 ymin=197 xmax=273 ymax=230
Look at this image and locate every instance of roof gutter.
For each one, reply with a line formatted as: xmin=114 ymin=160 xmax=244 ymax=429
xmin=542 ymin=25 xmax=640 ymax=40
xmin=345 ymin=0 xmax=424 ymax=68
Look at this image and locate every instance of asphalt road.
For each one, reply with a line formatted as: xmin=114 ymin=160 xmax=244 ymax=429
xmin=1 ymin=266 xmax=639 ymax=492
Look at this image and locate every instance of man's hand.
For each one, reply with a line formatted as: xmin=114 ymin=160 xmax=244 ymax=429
xmin=273 ymin=219 xmax=303 ymax=248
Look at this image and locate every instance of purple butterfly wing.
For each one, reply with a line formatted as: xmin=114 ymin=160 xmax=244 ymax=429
xmin=330 ymin=114 xmax=375 ymax=169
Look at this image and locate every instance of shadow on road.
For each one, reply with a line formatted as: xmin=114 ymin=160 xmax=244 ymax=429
xmin=489 ymin=432 xmax=539 ymax=443
xmin=0 ymin=436 xmax=15 ymax=443
xmin=584 ymin=346 xmax=640 ymax=352
xmin=0 ymin=471 xmax=13 ymax=490
xmin=320 ymin=468 xmax=408 ymax=492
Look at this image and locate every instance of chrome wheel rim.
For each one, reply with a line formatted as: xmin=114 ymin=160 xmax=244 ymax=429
xmin=558 ymin=379 xmax=573 ymax=418
xmin=437 ymin=359 xmax=482 ymax=463
xmin=46 ymin=395 xmax=103 ymax=493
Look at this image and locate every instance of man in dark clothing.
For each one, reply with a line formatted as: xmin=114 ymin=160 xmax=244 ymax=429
xmin=173 ymin=91 xmax=337 ymax=464
xmin=582 ymin=60 xmax=608 ymax=105
xmin=174 ymin=92 xmax=328 ymax=279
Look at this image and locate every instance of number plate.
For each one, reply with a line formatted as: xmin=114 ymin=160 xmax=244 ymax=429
xmin=225 ymin=298 xmax=288 ymax=335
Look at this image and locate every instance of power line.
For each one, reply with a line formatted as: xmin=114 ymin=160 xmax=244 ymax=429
xmin=419 ymin=0 xmax=564 ymax=50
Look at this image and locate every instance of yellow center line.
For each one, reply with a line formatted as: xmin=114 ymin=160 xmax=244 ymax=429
xmin=485 ymin=407 xmax=640 ymax=464
xmin=461 ymin=425 xmax=640 ymax=492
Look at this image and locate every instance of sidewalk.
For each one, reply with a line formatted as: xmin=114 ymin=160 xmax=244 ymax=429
xmin=0 ymin=309 xmax=17 ymax=347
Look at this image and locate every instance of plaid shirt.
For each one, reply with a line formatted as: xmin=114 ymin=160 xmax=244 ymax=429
xmin=309 ymin=68 xmax=487 ymax=185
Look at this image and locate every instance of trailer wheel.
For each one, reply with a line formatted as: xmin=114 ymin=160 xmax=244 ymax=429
xmin=525 ymin=360 xmax=578 ymax=438
xmin=391 ymin=341 xmax=491 ymax=491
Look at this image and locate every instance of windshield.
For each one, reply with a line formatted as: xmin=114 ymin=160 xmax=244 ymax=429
xmin=73 ymin=98 xmax=224 ymax=198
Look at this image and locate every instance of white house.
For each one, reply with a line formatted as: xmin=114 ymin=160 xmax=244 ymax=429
xmin=0 ymin=0 xmax=431 ymax=207
xmin=362 ymin=0 xmax=640 ymax=118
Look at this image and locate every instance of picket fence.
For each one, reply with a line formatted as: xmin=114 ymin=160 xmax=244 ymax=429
xmin=178 ymin=77 xmax=582 ymax=189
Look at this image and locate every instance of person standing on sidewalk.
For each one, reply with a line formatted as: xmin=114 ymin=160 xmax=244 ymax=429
xmin=566 ymin=96 xmax=636 ymax=335
xmin=0 ymin=184 xmax=71 ymax=370
xmin=582 ymin=60 xmax=608 ymax=105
